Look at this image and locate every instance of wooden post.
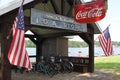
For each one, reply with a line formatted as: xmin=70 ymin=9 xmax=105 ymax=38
xmin=89 ymin=34 xmax=94 ymax=72
xmin=36 ymin=38 xmax=43 ymax=62
xmin=36 ymin=38 xmax=45 ymax=63
xmin=79 ymin=32 xmax=94 ymax=72
xmin=0 ymin=23 xmax=12 ymax=80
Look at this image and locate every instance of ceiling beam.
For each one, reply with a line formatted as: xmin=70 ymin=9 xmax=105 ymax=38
xmin=61 ymin=0 xmax=66 ymax=15
xmin=66 ymin=5 xmax=73 ymax=17
xmin=33 ymin=31 xmax=79 ymax=38
xmin=50 ymin=0 xmax=61 ymax=14
xmin=79 ymin=33 xmax=93 ymax=44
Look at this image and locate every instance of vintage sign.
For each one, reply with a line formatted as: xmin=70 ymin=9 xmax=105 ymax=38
xmin=74 ymin=0 xmax=106 ymax=23
xmin=31 ymin=8 xmax=87 ymax=32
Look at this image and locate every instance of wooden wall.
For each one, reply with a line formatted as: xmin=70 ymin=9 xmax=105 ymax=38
xmin=42 ymin=37 xmax=68 ymax=57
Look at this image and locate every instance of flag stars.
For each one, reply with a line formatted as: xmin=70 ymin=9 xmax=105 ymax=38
xmin=17 ymin=7 xmax=24 ymax=30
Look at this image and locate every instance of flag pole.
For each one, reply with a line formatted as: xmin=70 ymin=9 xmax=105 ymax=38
xmin=6 ymin=0 xmax=25 ymax=39
xmin=22 ymin=0 xmax=25 ymax=5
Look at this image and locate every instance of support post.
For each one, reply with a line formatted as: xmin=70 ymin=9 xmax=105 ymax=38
xmin=36 ymin=38 xmax=45 ymax=63
xmin=0 ymin=23 xmax=12 ymax=80
xmin=89 ymin=34 xmax=94 ymax=72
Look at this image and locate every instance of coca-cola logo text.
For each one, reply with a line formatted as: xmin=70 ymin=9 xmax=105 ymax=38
xmin=76 ymin=7 xmax=103 ymax=20
xmin=74 ymin=1 xmax=106 ymax=23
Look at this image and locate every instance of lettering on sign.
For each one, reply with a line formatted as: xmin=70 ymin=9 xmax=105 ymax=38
xmin=31 ymin=8 xmax=87 ymax=32
xmin=76 ymin=7 xmax=103 ymax=19
xmin=74 ymin=0 xmax=106 ymax=23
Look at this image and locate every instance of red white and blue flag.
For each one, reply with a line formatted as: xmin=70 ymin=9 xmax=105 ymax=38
xmin=8 ymin=5 xmax=32 ymax=70
xmin=98 ymin=27 xmax=113 ymax=56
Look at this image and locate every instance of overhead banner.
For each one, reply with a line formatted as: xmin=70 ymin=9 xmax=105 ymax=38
xmin=74 ymin=0 xmax=106 ymax=23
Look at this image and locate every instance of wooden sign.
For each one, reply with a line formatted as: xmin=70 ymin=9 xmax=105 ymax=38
xmin=31 ymin=8 xmax=87 ymax=32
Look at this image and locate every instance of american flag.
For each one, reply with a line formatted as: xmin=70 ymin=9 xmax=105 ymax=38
xmin=8 ymin=5 xmax=32 ymax=70
xmin=98 ymin=27 xmax=113 ymax=56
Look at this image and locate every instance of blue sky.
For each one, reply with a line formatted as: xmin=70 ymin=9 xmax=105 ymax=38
xmin=0 ymin=0 xmax=120 ymax=41
xmin=97 ymin=0 xmax=120 ymax=41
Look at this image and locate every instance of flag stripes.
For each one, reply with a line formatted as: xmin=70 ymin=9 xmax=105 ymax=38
xmin=98 ymin=27 xmax=113 ymax=56
xmin=8 ymin=5 xmax=32 ymax=70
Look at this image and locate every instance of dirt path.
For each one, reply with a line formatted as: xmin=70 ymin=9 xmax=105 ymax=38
xmin=12 ymin=69 xmax=120 ymax=80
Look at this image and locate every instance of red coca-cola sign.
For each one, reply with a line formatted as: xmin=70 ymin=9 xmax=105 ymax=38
xmin=74 ymin=1 xmax=106 ymax=23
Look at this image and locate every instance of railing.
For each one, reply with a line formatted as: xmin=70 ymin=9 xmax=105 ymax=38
xmin=29 ymin=55 xmax=90 ymax=73
xmin=62 ymin=56 xmax=89 ymax=73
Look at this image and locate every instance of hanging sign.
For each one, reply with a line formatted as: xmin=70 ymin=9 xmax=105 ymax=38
xmin=31 ymin=8 xmax=87 ymax=32
xmin=74 ymin=0 xmax=106 ymax=23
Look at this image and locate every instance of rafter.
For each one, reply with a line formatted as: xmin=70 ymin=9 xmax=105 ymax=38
xmin=79 ymin=33 xmax=93 ymax=44
xmin=61 ymin=0 xmax=66 ymax=15
xmin=50 ymin=0 xmax=61 ymax=14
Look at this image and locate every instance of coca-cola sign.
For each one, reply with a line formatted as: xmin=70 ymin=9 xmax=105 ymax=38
xmin=74 ymin=1 xmax=106 ymax=23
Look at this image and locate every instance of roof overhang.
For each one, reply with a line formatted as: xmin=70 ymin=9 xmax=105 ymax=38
xmin=90 ymin=22 xmax=102 ymax=34
xmin=0 ymin=0 xmax=102 ymax=36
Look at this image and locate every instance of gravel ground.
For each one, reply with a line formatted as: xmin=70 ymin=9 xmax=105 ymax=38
xmin=12 ymin=69 xmax=120 ymax=80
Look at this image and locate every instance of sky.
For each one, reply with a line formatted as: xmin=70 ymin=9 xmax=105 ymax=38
xmin=72 ymin=0 xmax=120 ymax=41
xmin=0 ymin=0 xmax=120 ymax=41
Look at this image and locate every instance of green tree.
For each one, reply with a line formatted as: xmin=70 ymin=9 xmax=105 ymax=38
xmin=68 ymin=41 xmax=88 ymax=48
xmin=25 ymin=40 xmax=36 ymax=47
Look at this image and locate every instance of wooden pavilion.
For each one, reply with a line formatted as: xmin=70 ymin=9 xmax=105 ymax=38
xmin=0 ymin=0 xmax=101 ymax=80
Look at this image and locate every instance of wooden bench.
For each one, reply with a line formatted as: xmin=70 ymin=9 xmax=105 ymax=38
xmin=73 ymin=64 xmax=88 ymax=73
xmin=62 ymin=56 xmax=89 ymax=73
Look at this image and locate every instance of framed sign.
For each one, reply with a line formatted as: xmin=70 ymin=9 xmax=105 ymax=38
xmin=31 ymin=8 xmax=87 ymax=32
xmin=74 ymin=0 xmax=106 ymax=23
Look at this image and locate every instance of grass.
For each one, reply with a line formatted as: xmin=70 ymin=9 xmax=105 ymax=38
xmin=95 ymin=55 xmax=120 ymax=73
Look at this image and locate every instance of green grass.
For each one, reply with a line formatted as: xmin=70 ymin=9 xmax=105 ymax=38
xmin=95 ymin=55 xmax=120 ymax=72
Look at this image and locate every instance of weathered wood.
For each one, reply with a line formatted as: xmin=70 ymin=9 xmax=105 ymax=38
xmin=23 ymin=0 xmax=48 ymax=10
xmin=0 ymin=0 xmax=98 ymax=80
xmin=88 ymin=34 xmax=94 ymax=72
xmin=36 ymin=32 xmax=78 ymax=38
xmin=87 ymin=25 xmax=94 ymax=34
xmin=50 ymin=0 xmax=61 ymax=14
xmin=0 ymin=10 xmax=17 ymax=24
xmin=79 ymin=33 xmax=92 ymax=44
xmin=36 ymin=38 xmax=46 ymax=63
xmin=79 ymin=28 xmax=94 ymax=72
xmin=61 ymin=0 xmax=66 ymax=15
xmin=0 ymin=23 xmax=12 ymax=80
xmin=66 ymin=5 xmax=73 ymax=17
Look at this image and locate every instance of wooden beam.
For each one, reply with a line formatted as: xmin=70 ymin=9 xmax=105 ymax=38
xmin=88 ymin=34 xmax=94 ymax=73
xmin=67 ymin=0 xmax=73 ymax=6
xmin=66 ymin=0 xmax=73 ymax=17
xmin=0 ymin=10 xmax=17 ymax=24
xmin=79 ymin=33 xmax=94 ymax=73
xmin=38 ymin=31 xmax=79 ymax=38
xmin=61 ymin=0 xmax=66 ymax=15
xmin=0 ymin=23 xmax=12 ymax=80
xmin=23 ymin=0 xmax=47 ymax=10
xmin=36 ymin=38 xmax=46 ymax=62
xmin=79 ymin=33 xmax=92 ymax=44
xmin=87 ymin=25 xmax=94 ymax=34
xmin=25 ymin=34 xmax=38 ymax=44
xmin=66 ymin=5 xmax=73 ymax=17
xmin=66 ymin=0 xmax=82 ymax=17
xmin=50 ymin=0 xmax=61 ymax=14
